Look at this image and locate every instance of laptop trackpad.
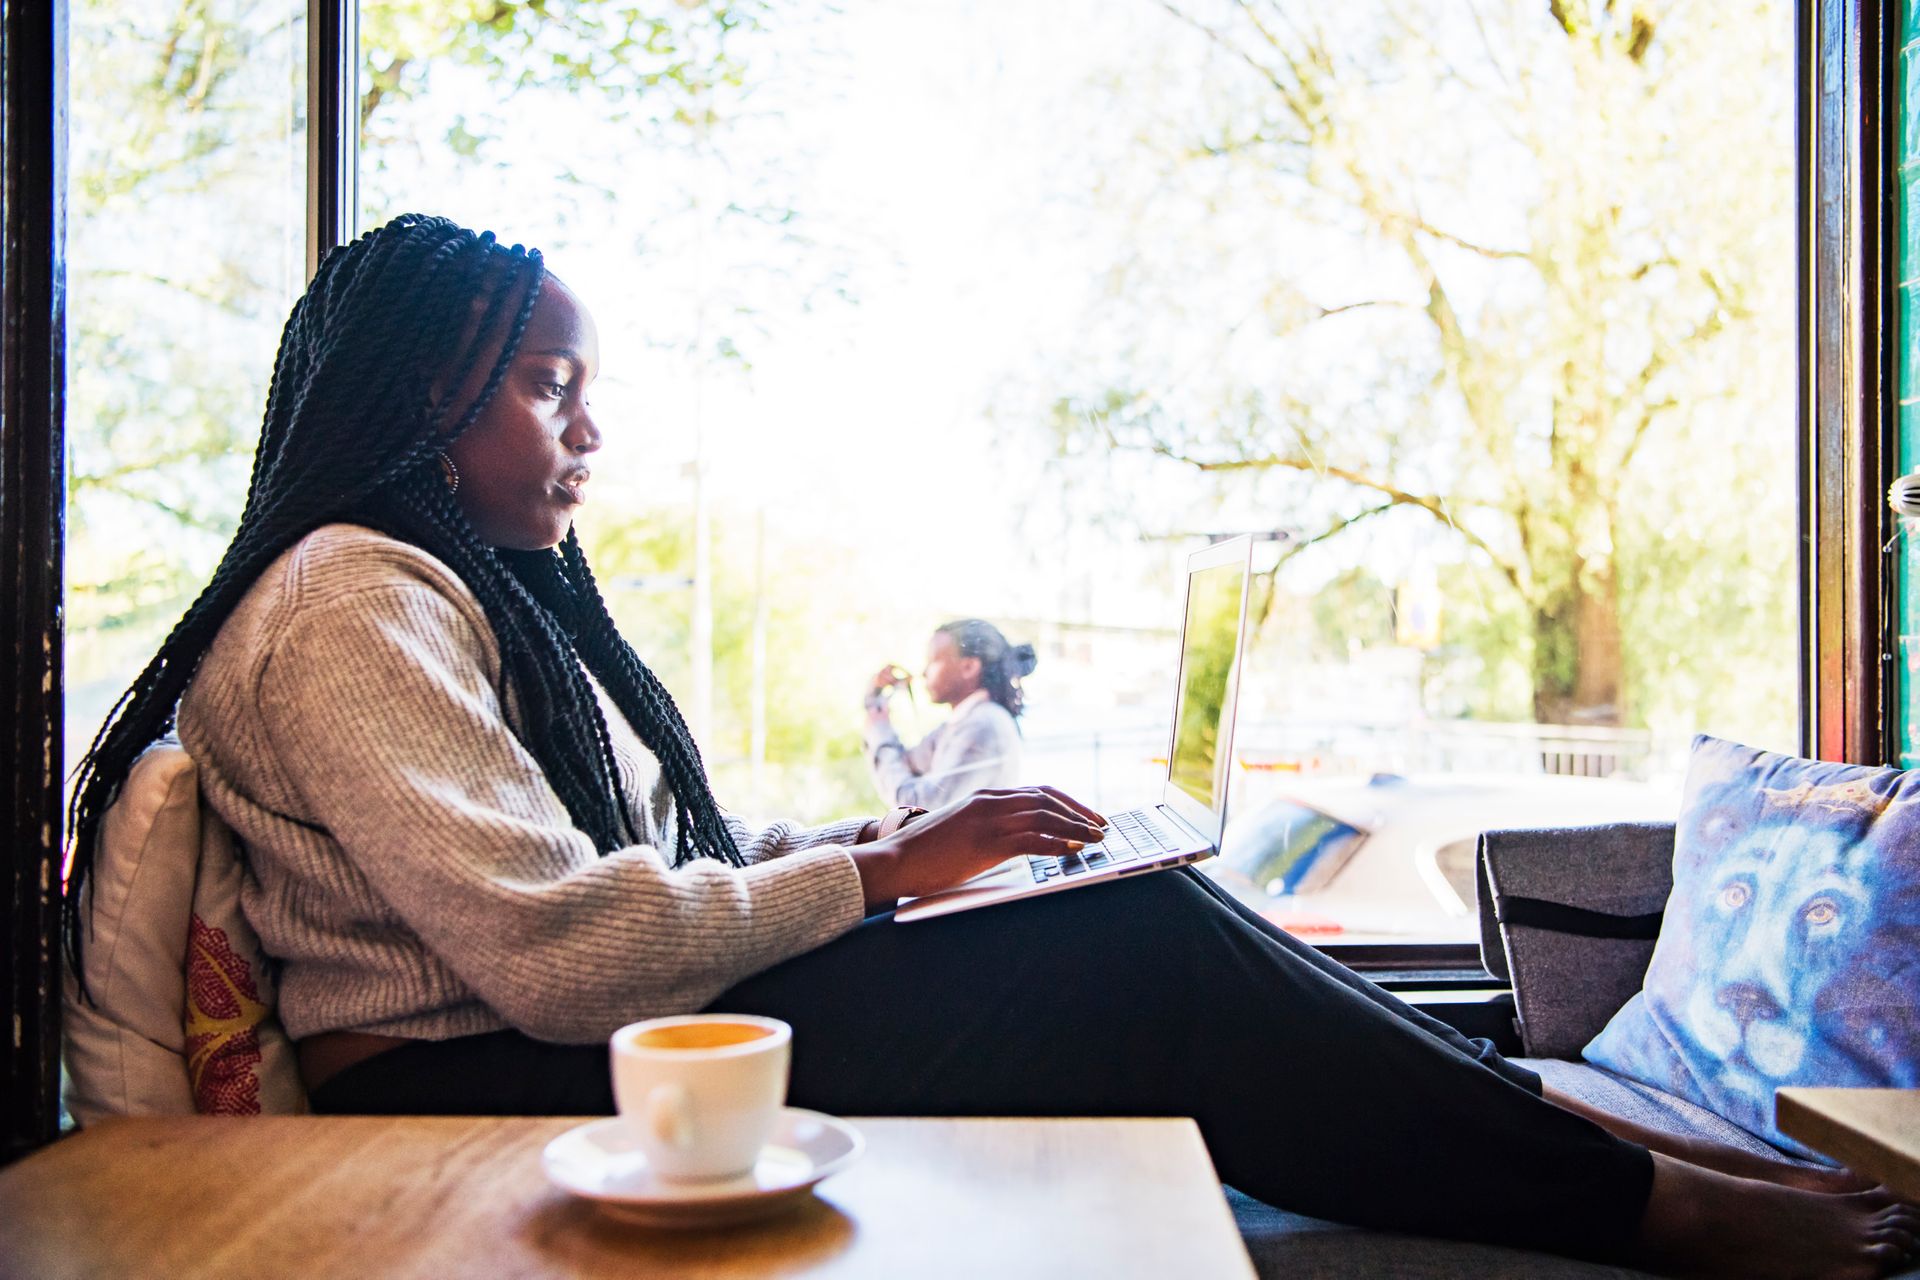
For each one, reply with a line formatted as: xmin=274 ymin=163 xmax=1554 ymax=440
xmin=960 ymin=857 xmax=1028 ymax=886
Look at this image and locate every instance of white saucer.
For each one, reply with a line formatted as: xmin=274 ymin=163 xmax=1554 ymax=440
xmin=542 ymin=1108 xmax=864 ymax=1228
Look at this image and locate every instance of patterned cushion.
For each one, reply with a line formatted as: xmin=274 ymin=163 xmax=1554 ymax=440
xmin=63 ymin=741 xmax=305 ymax=1121
xmin=1583 ymin=735 xmax=1920 ymax=1156
xmin=181 ymin=806 xmax=300 ymax=1114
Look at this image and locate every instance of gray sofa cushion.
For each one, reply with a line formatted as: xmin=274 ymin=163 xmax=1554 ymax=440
xmin=1522 ymin=1058 xmax=1816 ymax=1166
xmin=1228 ymin=1188 xmax=1661 ymax=1278
xmin=1480 ymin=824 xmax=1675 ymax=1058
xmin=1229 ymin=1058 xmax=1919 ymax=1279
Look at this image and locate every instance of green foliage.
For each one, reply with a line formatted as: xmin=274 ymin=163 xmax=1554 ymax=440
xmin=1042 ymin=1 xmax=1796 ymax=740
xmin=65 ymin=0 xmax=804 ymax=742
xmin=1305 ymin=568 xmax=1394 ymax=657
xmin=579 ymin=507 xmax=875 ymax=820
xmin=66 ymin=0 xmax=1802 ymax=811
xmin=67 ymin=0 xmax=308 ymax=731
xmin=358 ymin=0 xmax=775 ymax=145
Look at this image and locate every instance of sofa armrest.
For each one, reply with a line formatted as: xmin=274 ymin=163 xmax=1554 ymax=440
xmin=1475 ymin=822 xmax=1675 ymax=1059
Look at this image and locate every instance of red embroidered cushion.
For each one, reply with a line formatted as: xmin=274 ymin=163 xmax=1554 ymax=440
xmin=63 ymin=742 xmax=306 ymax=1121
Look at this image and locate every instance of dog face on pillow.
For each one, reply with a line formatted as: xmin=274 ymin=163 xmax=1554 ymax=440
xmin=1675 ymin=823 xmax=1878 ymax=1107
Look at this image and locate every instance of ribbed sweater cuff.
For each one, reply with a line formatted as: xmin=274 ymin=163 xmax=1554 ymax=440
xmin=747 ymin=845 xmax=868 ymax=949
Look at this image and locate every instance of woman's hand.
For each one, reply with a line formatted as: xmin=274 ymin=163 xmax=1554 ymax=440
xmin=864 ymin=664 xmax=909 ymax=722
xmin=849 ymin=786 xmax=1107 ymax=912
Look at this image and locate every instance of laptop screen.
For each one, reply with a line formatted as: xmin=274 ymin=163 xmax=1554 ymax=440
xmin=1167 ymin=559 xmax=1249 ymax=813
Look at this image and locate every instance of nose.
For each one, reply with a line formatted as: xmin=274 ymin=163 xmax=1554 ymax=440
xmin=563 ymin=407 xmax=602 ymax=455
xmin=1717 ymin=982 xmax=1782 ymax=1027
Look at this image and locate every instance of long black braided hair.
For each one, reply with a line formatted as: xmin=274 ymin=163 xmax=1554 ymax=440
xmin=66 ymin=213 xmax=741 ymax=981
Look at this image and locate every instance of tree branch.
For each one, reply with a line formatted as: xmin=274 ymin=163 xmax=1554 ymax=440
xmin=1406 ymin=215 xmax=1529 ymax=261
xmin=1155 ymin=1 xmax=1312 ymax=128
xmin=1613 ymin=291 xmax=1731 ymax=472
xmin=1316 ymin=298 xmax=1420 ymax=319
xmin=1147 ymin=441 xmax=1526 ymax=594
xmin=361 ymin=54 xmax=411 ymax=132
xmin=1272 ymin=501 xmax=1395 ymax=569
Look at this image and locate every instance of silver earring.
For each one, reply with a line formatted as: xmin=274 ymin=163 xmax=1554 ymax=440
xmin=437 ymin=451 xmax=460 ymax=495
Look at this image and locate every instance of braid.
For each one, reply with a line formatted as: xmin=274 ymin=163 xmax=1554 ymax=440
xmin=560 ymin=531 xmax=743 ymax=867
xmin=66 ymin=213 xmax=741 ymax=993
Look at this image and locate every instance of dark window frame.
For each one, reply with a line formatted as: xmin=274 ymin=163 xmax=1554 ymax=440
xmin=2 ymin=0 xmax=68 ymax=1168
xmin=1806 ymin=0 xmax=1900 ymax=766
xmin=1 ymin=0 xmax=1898 ymax=1159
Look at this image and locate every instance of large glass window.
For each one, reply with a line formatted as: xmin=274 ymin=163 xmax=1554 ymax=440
xmin=356 ymin=0 xmax=1798 ymax=945
xmin=61 ymin=1 xmax=1796 ymax=949
xmin=66 ymin=0 xmax=307 ymax=765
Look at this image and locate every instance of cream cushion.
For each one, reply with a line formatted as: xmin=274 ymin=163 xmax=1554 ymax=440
xmin=63 ymin=741 xmax=305 ymax=1122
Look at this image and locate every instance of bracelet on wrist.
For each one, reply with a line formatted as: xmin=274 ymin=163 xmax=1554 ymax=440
xmin=876 ymin=805 xmax=929 ymax=838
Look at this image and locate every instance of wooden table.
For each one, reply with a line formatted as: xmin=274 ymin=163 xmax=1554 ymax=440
xmin=1778 ymin=1088 xmax=1920 ymax=1203
xmin=0 ymin=1115 xmax=1255 ymax=1279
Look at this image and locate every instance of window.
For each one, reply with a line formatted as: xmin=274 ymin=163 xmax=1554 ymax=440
xmin=66 ymin=0 xmax=307 ymax=766
xmin=357 ymin=1 xmax=1799 ymax=946
xmin=63 ymin=0 xmax=1800 ymax=950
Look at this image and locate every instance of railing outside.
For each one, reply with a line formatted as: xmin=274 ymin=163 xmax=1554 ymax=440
xmin=1020 ymin=717 xmax=1672 ymax=814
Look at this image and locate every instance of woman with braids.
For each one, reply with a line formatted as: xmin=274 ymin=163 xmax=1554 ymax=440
xmin=863 ymin=619 xmax=1036 ymax=808
xmin=63 ymin=214 xmax=1920 ymax=1278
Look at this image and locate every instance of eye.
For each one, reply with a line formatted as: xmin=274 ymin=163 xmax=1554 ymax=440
xmin=540 ymin=382 xmax=568 ymax=400
xmin=1803 ymin=899 xmax=1838 ymax=927
xmin=1719 ymin=882 xmax=1750 ymax=910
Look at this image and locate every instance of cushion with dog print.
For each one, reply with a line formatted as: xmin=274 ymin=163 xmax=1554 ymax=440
xmin=1583 ymin=735 xmax=1920 ymax=1158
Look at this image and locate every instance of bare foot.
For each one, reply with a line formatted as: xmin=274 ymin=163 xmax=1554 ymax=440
xmin=1540 ymin=1084 xmax=1877 ymax=1195
xmin=1633 ymin=1153 xmax=1920 ymax=1279
xmin=1777 ymin=1165 xmax=1886 ymax=1197
xmin=1666 ymin=1132 xmax=1878 ymax=1196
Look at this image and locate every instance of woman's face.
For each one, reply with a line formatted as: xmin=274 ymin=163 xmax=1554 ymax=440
xmin=445 ymin=277 xmax=602 ymax=551
xmin=922 ymin=632 xmax=983 ymax=706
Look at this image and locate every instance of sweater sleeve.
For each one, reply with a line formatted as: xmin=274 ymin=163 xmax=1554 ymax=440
xmin=253 ymin=581 xmax=867 ymax=1043
xmin=725 ymin=813 xmax=872 ymax=866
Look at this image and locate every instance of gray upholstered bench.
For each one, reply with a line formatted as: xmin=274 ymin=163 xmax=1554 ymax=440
xmin=1227 ymin=822 xmax=1920 ymax=1279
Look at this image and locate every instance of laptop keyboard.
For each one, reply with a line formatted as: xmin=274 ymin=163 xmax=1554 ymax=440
xmin=1028 ymin=808 xmax=1181 ymax=883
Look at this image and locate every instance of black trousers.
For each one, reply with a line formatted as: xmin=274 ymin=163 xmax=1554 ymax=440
xmin=313 ymin=868 xmax=1654 ymax=1261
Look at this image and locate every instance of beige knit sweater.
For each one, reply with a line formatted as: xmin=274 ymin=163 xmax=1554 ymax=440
xmin=178 ymin=524 xmax=869 ymax=1045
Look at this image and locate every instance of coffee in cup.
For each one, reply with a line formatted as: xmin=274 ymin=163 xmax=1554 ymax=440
xmin=610 ymin=1013 xmax=792 ymax=1182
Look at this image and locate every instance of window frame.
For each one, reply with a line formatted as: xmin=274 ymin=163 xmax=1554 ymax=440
xmin=2 ymin=0 xmax=68 ymax=1168
xmin=2 ymin=0 xmax=1895 ymax=1160
xmin=1806 ymin=0 xmax=1900 ymax=765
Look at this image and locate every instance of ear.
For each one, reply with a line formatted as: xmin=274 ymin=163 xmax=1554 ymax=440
xmin=959 ymin=656 xmax=983 ymax=681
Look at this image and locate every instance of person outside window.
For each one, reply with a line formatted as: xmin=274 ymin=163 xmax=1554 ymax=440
xmin=864 ymin=620 xmax=1035 ymax=808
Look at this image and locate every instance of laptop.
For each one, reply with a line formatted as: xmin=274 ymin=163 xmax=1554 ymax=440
xmin=894 ymin=535 xmax=1254 ymax=923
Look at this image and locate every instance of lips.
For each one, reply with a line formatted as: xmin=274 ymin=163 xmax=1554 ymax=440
xmin=558 ymin=467 xmax=590 ymax=504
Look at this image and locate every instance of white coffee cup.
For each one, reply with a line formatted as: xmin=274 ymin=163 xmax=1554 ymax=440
xmin=609 ymin=1013 xmax=792 ymax=1182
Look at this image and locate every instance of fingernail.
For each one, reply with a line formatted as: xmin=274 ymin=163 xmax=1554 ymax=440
xmin=1066 ymin=840 xmax=1085 ymax=851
